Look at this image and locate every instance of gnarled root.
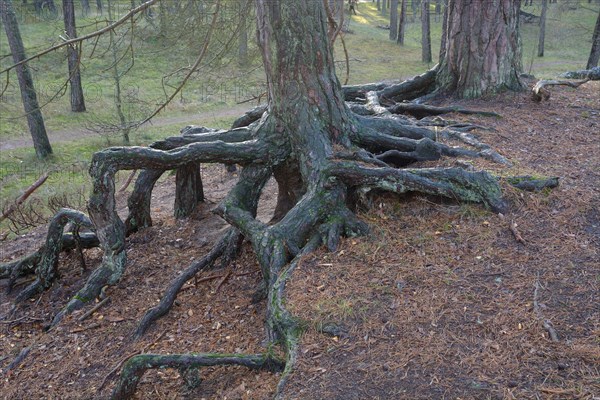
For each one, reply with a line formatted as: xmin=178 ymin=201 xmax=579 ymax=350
xmin=1 ymin=209 xmax=97 ymax=305
xmin=111 ymin=353 xmax=284 ymax=400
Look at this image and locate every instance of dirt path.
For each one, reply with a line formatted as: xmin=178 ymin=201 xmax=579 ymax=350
xmin=0 ymin=103 xmax=252 ymax=151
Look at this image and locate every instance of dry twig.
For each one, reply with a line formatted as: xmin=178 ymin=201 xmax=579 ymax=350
xmin=78 ymin=297 xmax=111 ymax=322
xmin=509 ymin=220 xmax=526 ymax=245
xmin=533 ymin=275 xmax=559 ymax=342
xmin=0 ymin=173 xmax=48 ymax=223
xmin=531 ymin=79 xmax=589 ymax=102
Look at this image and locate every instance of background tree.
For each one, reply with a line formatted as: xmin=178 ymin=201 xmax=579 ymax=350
xmin=436 ymin=0 xmax=525 ymax=98
xmin=62 ymin=0 xmax=86 ymax=112
xmin=397 ymin=0 xmax=406 ymax=44
xmin=1 ymin=0 xmax=52 ymax=158
xmin=538 ymin=0 xmax=548 ymax=57
xmin=389 ymin=0 xmax=398 ymax=40
xmin=587 ymin=8 xmax=600 ymax=68
xmin=421 ymin=0 xmax=431 ymax=62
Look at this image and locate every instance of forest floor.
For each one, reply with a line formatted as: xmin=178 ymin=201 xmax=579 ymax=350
xmin=1 ymin=81 xmax=599 ymax=399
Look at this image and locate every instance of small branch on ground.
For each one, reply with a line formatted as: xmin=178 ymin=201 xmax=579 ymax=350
xmin=533 ymin=274 xmax=559 ymax=342
xmin=78 ymin=297 xmax=111 ymax=322
xmin=509 ymin=220 xmax=526 ymax=245
xmin=531 ymin=79 xmax=589 ymax=102
xmin=0 ymin=173 xmax=49 ymax=223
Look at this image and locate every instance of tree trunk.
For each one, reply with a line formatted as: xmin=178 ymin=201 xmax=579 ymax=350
xmin=421 ymin=0 xmax=431 ymax=63
xmin=537 ymin=0 xmax=548 ymax=57
xmin=80 ymin=0 xmax=89 ymax=15
xmin=238 ymin=0 xmax=248 ymax=66
xmin=0 ymin=0 xmax=52 ymax=159
xmin=397 ymin=0 xmax=406 ymax=44
xmin=436 ymin=0 xmax=525 ymax=98
xmin=389 ymin=0 xmax=398 ymax=40
xmin=439 ymin=0 xmax=448 ymax=62
xmin=107 ymin=0 xmax=130 ymax=144
xmin=587 ymin=9 xmax=600 ymax=69
xmin=63 ymin=0 xmax=86 ymax=112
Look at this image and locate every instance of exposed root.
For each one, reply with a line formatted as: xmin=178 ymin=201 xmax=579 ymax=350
xmin=111 ymin=353 xmax=284 ymax=400
xmin=331 ymin=164 xmax=507 ymax=213
xmin=1 ymin=347 xmax=30 ymax=376
xmin=531 ymin=78 xmax=589 ymax=102
xmin=388 ymin=102 xmax=501 ymax=119
xmin=504 ymin=175 xmax=559 ymax=191
xmin=133 ymin=230 xmax=237 ymax=339
xmin=2 ymin=209 xmax=96 ymax=305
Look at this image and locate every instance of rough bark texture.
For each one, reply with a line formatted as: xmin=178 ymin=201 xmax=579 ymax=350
xmin=0 ymin=0 xmax=52 ymax=158
xmin=62 ymin=0 xmax=86 ymax=112
xmin=421 ymin=0 xmax=432 ymax=63
xmin=436 ymin=0 xmax=525 ymax=98
xmin=537 ymin=0 xmax=548 ymax=57
xmin=397 ymin=0 xmax=406 ymax=45
xmin=389 ymin=0 xmax=398 ymax=40
xmin=6 ymin=2 xmax=547 ymax=399
xmin=587 ymin=9 xmax=600 ymax=69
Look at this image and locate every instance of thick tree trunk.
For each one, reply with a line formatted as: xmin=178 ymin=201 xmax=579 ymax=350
xmin=389 ymin=0 xmax=398 ymax=40
xmin=0 ymin=0 xmax=53 ymax=159
xmin=587 ymin=9 xmax=600 ymax=69
xmin=439 ymin=1 xmax=448 ymax=62
xmin=397 ymin=0 xmax=406 ymax=44
xmin=421 ymin=0 xmax=431 ymax=63
xmin=436 ymin=0 xmax=525 ymax=98
xmin=63 ymin=0 xmax=86 ymax=112
xmin=538 ymin=0 xmax=548 ymax=57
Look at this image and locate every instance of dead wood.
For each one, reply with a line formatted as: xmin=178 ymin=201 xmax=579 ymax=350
xmin=118 ymin=170 xmax=137 ymax=193
xmin=78 ymin=297 xmax=111 ymax=322
xmin=533 ymin=275 xmax=559 ymax=342
xmin=531 ymin=79 xmax=589 ymax=102
xmin=509 ymin=220 xmax=526 ymax=245
xmin=0 ymin=173 xmax=48 ymax=223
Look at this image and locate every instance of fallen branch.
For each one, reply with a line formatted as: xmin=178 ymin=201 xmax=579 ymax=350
xmin=509 ymin=220 xmax=526 ymax=245
xmin=531 ymin=79 xmax=589 ymax=102
xmin=78 ymin=297 xmax=111 ymax=322
xmin=533 ymin=275 xmax=559 ymax=342
xmin=0 ymin=173 xmax=48 ymax=223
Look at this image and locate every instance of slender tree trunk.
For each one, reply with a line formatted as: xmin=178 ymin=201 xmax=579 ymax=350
xmin=421 ymin=0 xmax=431 ymax=63
xmin=80 ymin=0 xmax=89 ymax=15
xmin=537 ymin=0 xmax=547 ymax=57
xmin=107 ymin=0 xmax=129 ymax=144
xmin=63 ymin=0 xmax=86 ymax=112
xmin=238 ymin=0 xmax=248 ymax=66
xmin=587 ymin=8 xmax=600 ymax=69
xmin=377 ymin=0 xmax=380 ymax=11
xmin=0 ymin=0 xmax=52 ymax=158
xmin=381 ymin=0 xmax=387 ymax=14
xmin=96 ymin=0 xmax=101 ymax=14
xmin=436 ymin=0 xmax=525 ymax=98
xmin=397 ymin=0 xmax=406 ymax=45
xmin=411 ymin=0 xmax=418 ymax=22
xmin=389 ymin=0 xmax=398 ymax=40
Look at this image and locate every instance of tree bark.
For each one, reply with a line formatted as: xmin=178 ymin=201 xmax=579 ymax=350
xmin=439 ymin=0 xmax=448 ymax=62
xmin=436 ymin=0 xmax=525 ymax=98
xmin=80 ymin=0 xmax=89 ymax=15
xmin=63 ymin=0 xmax=86 ymax=112
xmin=421 ymin=0 xmax=431 ymax=63
xmin=0 ymin=0 xmax=53 ymax=158
xmin=537 ymin=0 xmax=548 ymax=57
xmin=389 ymin=0 xmax=398 ymax=40
xmin=397 ymin=0 xmax=406 ymax=45
xmin=587 ymin=9 xmax=600 ymax=69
